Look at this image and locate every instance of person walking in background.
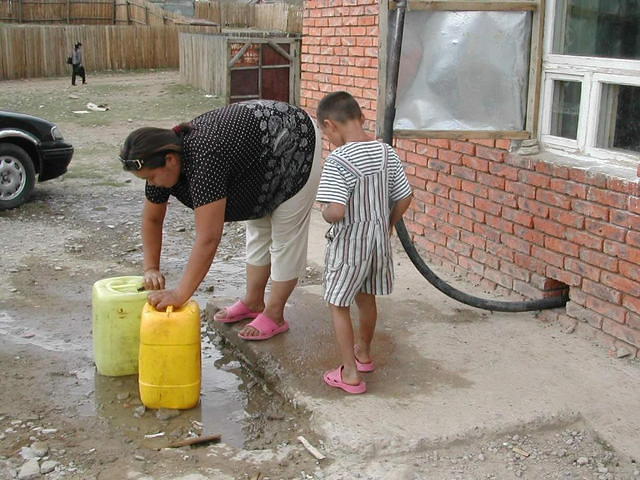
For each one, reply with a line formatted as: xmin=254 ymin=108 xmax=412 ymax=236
xmin=316 ymin=91 xmax=413 ymax=394
xmin=71 ymin=42 xmax=86 ymax=86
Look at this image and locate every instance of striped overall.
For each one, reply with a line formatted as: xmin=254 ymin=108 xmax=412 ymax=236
xmin=324 ymin=144 xmax=394 ymax=307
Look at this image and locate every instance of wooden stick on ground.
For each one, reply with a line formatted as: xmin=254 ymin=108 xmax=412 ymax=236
xmin=167 ymin=434 xmax=222 ymax=448
xmin=297 ymin=436 xmax=326 ymax=460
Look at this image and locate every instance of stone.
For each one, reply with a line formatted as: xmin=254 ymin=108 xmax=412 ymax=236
xmin=40 ymin=460 xmax=58 ymax=474
xmin=576 ymin=457 xmax=588 ymax=465
xmin=40 ymin=429 xmax=57 ymax=435
xmin=30 ymin=442 xmax=48 ymax=457
xmin=616 ymin=348 xmax=631 ymax=359
xmin=155 ymin=409 xmax=180 ymax=421
xmin=477 ymin=454 xmax=486 ymax=461
xmin=117 ymin=392 xmax=130 ymax=401
xmin=176 ymin=227 xmax=186 ymax=232
xmin=18 ymin=459 xmax=40 ymax=479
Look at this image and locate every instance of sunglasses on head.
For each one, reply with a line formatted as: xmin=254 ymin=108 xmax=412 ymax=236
xmin=119 ymin=156 xmax=144 ymax=171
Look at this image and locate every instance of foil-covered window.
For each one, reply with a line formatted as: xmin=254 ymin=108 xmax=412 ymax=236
xmin=392 ymin=10 xmax=532 ymax=132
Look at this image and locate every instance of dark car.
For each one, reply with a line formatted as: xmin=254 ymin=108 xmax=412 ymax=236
xmin=0 ymin=111 xmax=73 ymax=209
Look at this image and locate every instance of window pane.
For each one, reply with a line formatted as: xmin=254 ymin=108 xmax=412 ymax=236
xmin=391 ymin=11 xmax=531 ymax=131
xmin=550 ymin=80 xmax=581 ymax=140
xmin=597 ymin=84 xmax=640 ymax=154
xmin=553 ymin=0 xmax=640 ymax=60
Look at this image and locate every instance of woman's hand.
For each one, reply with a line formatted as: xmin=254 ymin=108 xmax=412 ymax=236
xmin=143 ymin=269 xmax=165 ymax=290
xmin=147 ymin=289 xmax=188 ymax=311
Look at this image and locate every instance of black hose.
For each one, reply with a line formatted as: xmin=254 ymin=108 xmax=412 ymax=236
xmin=384 ymin=1 xmax=568 ymax=312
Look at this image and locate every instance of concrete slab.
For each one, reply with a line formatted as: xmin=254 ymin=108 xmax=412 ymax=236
xmin=205 ymin=211 xmax=640 ymax=461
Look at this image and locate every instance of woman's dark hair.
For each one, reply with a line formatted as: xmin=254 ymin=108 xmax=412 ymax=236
xmin=120 ymin=123 xmax=192 ymax=171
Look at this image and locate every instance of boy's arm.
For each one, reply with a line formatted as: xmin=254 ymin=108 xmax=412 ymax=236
xmin=390 ymin=195 xmax=412 ymax=231
xmin=322 ymin=202 xmax=346 ymax=223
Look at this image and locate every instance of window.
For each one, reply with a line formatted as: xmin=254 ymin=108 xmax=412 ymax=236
xmin=541 ymin=0 xmax=640 ymax=163
xmin=377 ymin=1 xmax=544 ymax=140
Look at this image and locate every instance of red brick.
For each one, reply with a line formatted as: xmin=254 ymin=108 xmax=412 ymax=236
xmin=549 ymin=178 xmax=588 ymax=200
xmin=472 ymin=246 xmax=500 ymax=269
xmin=448 ymin=212 xmax=474 ymax=232
xmin=461 ymin=204 xmax=485 ymax=223
xmin=496 ymin=139 xmax=511 ymax=151
xmin=460 ymin=230 xmax=486 ymax=249
xmin=473 ymin=223 xmax=501 ymax=243
xmin=579 ymin=248 xmax=618 ymax=272
xmin=484 ymin=267 xmax=513 ymax=289
xmin=447 ymin=237 xmax=473 ymax=256
xmin=477 ymin=172 xmax=505 ymax=189
xmin=438 ymin=149 xmax=463 ymax=164
xmin=545 ymin=236 xmax=580 ymax=257
xmin=568 ymin=168 xmax=607 ymax=188
xmin=601 ymin=272 xmax=640 ymax=297
xmin=603 ymin=240 xmax=640 ymax=264
xmin=513 ymin=279 xmax=545 ymax=298
xmin=426 ymin=181 xmax=449 ymax=198
xmin=546 ymin=265 xmax=581 ymax=286
xmin=584 ymin=219 xmax=627 ymax=242
xmin=405 ymin=219 xmax=425 ymax=236
xmin=514 ymin=252 xmax=546 ymax=275
xmin=623 ymin=294 xmax=640 ymax=313
xmin=520 ymin=198 xmax=549 ymax=218
xmin=606 ymin=177 xmax=639 ymax=196
xmin=414 ymin=236 xmax=436 ymax=253
xmin=407 ymin=152 xmax=429 ymax=168
xmin=531 ymin=246 xmax=564 ymax=268
xmin=505 ymin=154 xmax=533 ymax=170
xmin=610 ymin=209 xmax=640 ymax=230
xmin=501 ymin=233 xmax=531 ymax=254
xmin=476 ymin=146 xmax=504 ymax=162
xmin=436 ymin=221 xmax=459 ymax=240
xmin=587 ymin=187 xmax=628 ymax=209
xmin=414 ymin=166 xmax=435 ymax=182
xmin=549 ymin=207 xmax=584 ymax=229
xmin=586 ymin=295 xmax=627 ymax=323
xmin=514 ymin=224 xmax=545 ymax=246
xmin=434 ymin=244 xmax=458 ymax=264
xmin=451 ymin=165 xmax=477 ymax=181
xmin=416 ymin=143 xmax=438 ymax=158
xmin=435 ymin=196 xmax=459 ymax=213
xmin=488 ymin=189 xmax=517 ymax=208
xmin=471 ymin=138 xmax=495 ymax=148
xmin=428 ymin=159 xmax=450 ymax=174
xmin=566 ymin=301 xmax=604 ymax=328
xmin=450 ymin=141 xmax=476 ymax=156
xmin=450 ymin=190 xmax=474 ymax=207
xmin=458 ymin=255 xmax=485 ymax=275
xmin=519 ymin=170 xmax=550 ymax=188
xmin=629 ymin=196 xmax=640 ymax=215
xmin=536 ymin=189 xmax=571 ymax=209
xmin=500 ymin=260 xmax=530 ymax=281
xmin=462 ymin=155 xmax=489 ymax=172
xmin=564 ymin=228 xmax=603 ymax=250
xmin=570 ymin=288 xmax=588 ymax=306
xmin=620 ymin=260 xmax=640 ymax=282
xmin=583 ymin=278 xmax=622 ymax=304
xmin=565 ymin=258 xmax=601 ymax=282
xmin=628 ymin=231 xmax=640 ymax=248
xmin=475 ymin=197 xmax=501 ymax=216
xmin=627 ymin=312 xmax=640 ymax=331
xmin=572 ymin=200 xmax=609 ymax=221
xmin=489 ymin=163 xmax=518 ymax=180
xmin=438 ymin=173 xmax=462 ymax=190
xmin=602 ymin=319 xmax=640 ymax=348
xmin=505 ymin=180 xmax=536 ymax=199
xmin=502 ymin=207 xmax=534 ymax=227
xmin=461 ymin=180 xmax=488 ymax=198
xmin=428 ymin=138 xmax=449 ymax=149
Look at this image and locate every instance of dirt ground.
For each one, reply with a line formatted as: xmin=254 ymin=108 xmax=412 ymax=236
xmin=1 ymin=72 xmax=639 ymax=480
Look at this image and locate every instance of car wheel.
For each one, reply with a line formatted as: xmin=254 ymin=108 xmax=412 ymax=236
xmin=0 ymin=143 xmax=36 ymax=210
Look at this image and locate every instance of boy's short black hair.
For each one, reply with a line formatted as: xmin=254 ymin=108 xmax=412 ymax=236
xmin=317 ymin=91 xmax=362 ymax=125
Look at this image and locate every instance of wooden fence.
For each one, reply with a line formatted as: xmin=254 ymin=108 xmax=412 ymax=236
xmin=0 ymin=0 xmax=200 ymax=25
xmin=0 ymin=23 xmax=217 ymax=79
xmin=194 ymin=1 xmax=302 ymax=33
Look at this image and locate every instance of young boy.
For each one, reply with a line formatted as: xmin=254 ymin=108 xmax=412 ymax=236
xmin=316 ymin=92 xmax=412 ymax=394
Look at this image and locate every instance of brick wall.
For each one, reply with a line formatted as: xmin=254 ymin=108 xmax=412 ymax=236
xmin=301 ymin=0 xmax=640 ymax=358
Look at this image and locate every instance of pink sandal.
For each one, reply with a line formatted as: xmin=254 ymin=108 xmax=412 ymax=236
xmin=214 ymin=300 xmax=261 ymax=324
xmin=323 ymin=366 xmax=367 ymax=394
xmin=354 ymin=345 xmax=375 ymax=373
xmin=238 ymin=313 xmax=289 ymax=341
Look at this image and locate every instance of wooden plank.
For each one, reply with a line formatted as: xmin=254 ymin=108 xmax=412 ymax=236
xmin=394 ymin=129 xmax=532 ymax=139
xmin=527 ymin=0 xmax=545 ymax=135
xmin=390 ymin=1 xmax=538 ymax=11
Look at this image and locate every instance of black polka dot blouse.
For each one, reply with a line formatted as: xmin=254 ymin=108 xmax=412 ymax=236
xmin=145 ymin=100 xmax=316 ymax=221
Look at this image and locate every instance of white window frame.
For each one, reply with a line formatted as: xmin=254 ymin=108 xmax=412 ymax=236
xmin=540 ymin=0 xmax=640 ymax=165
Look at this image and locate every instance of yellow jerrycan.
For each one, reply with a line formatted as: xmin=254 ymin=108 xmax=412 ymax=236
xmin=92 ymin=276 xmax=148 ymax=376
xmin=139 ymin=300 xmax=201 ymax=410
